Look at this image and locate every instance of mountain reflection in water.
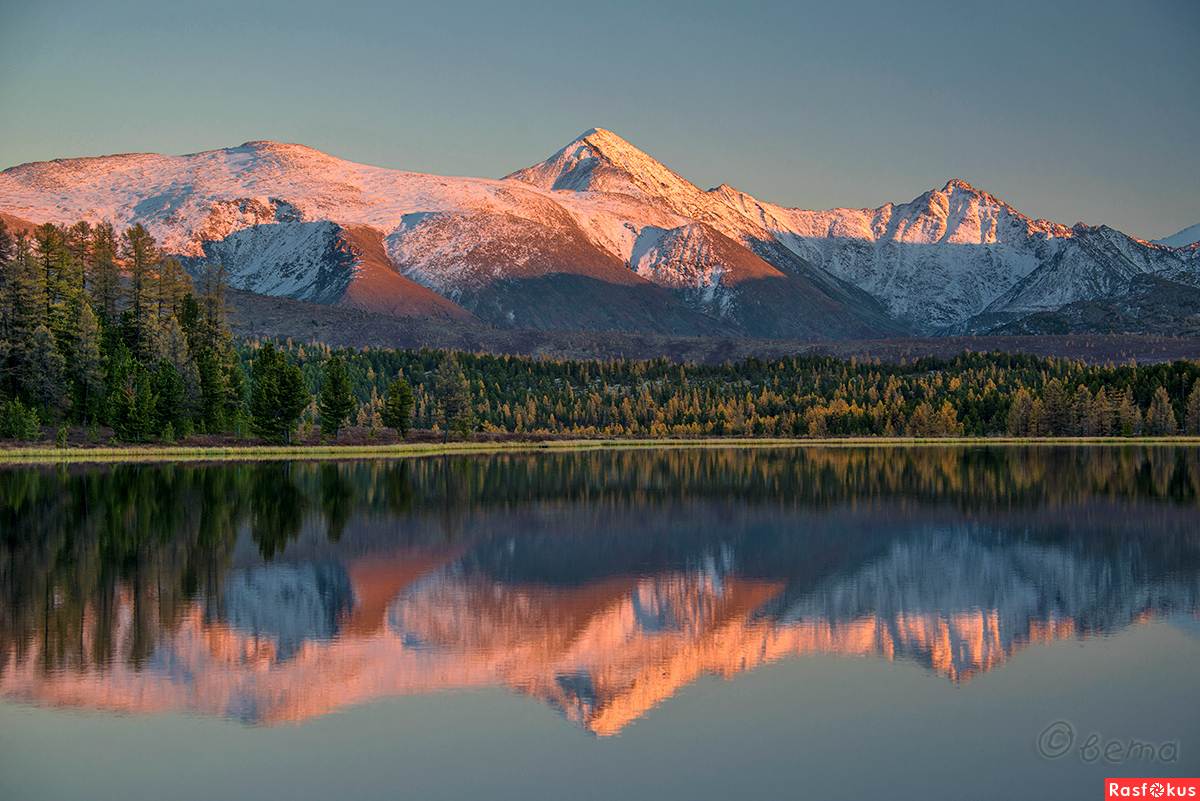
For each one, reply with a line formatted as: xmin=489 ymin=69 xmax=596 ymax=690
xmin=1 ymin=446 xmax=1198 ymax=734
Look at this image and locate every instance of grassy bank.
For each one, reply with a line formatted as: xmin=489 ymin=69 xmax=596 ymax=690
xmin=3 ymin=436 xmax=1199 ymax=465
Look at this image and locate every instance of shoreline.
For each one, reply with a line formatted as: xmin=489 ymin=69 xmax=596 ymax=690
xmin=2 ymin=436 xmax=1198 ymax=465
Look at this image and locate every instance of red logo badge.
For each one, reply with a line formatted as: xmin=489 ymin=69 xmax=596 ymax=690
xmin=1106 ymin=779 xmax=1199 ymax=798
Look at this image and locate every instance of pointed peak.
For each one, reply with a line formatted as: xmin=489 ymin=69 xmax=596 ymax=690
xmin=941 ymin=179 xmax=978 ymax=194
xmin=572 ymin=127 xmax=628 ymax=146
xmin=554 ymin=128 xmax=654 ymax=166
xmin=506 ymin=128 xmax=693 ymax=198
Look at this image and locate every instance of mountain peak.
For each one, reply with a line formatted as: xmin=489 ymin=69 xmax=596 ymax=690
xmin=505 ymin=128 xmax=698 ymax=200
xmin=941 ymin=179 xmax=978 ymax=193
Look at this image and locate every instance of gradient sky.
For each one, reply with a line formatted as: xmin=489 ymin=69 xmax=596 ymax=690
xmin=1 ymin=0 xmax=1197 ymax=240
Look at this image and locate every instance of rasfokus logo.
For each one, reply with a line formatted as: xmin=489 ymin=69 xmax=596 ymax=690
xmin=1106 ymin=779 xmax=1199 ymax=798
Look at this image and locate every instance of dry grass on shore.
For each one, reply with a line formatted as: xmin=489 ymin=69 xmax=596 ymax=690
xmin=1 ymin=427 xmax=1197 ymax=465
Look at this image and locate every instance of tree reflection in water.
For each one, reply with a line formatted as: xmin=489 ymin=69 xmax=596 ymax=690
xmin=0 ymin=445 xmax=1197 ymax=731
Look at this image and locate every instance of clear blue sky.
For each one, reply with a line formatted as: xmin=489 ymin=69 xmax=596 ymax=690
xmin=1 ymin=0 xmax=1197 ymax=240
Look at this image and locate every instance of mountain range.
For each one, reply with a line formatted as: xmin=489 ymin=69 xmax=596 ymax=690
xmin=1 ymin=129 xmax=1197 ymax=339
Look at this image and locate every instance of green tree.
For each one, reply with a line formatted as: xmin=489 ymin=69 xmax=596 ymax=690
xmin=318 ymin=355 xmax=354 ymax=440
xmin=72 ymin=301 xmax=105 ymax=423
xmin=1041 ymin=379 xmax=1072 ymax=436
xmin=1006 ymin=387 xmax=1034 ymax=436
xmin=29 ymin=324 xmax=67 ymax=419
xmin=152 ymin=360 xmax=187 ymax=439
xmin=154 ymin=256 xmax=192 ymax=319
xmin=249 ymin=343 xmax=309 ymax=444
xmin=0 ymin=233 xmax=42 ymax=397
xmin=1145 ymin=386 xmax=1178 ymax=436
xmin=1186 ymin=383 xmax=1200 ymax=436
xmin=107 ymin=354 xmax=157 ymax=442
xmin=120 ymin=223 xmax=159 ymax=361
xmin=1118 ymin=387 xmax=1142 ymax=437
xmin=382 ymin=378 xmax=415 ymax=436
xmin=89 ymin=222 xmax=122 ymax=323
xmin=434 ymin=354 xmax=474 ymax=439
xmin=195 ymin=263 xmax=231 ymax=353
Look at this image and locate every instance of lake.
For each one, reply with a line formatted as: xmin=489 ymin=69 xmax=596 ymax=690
xmin=1 ymin=445 xmax=1197 ymax=800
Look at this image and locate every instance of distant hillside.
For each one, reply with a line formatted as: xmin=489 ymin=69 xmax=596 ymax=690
xmin=227 ymin=288 xmax=1200 ymax=366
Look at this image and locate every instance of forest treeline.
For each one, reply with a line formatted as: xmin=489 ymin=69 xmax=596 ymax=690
xmin=3 ymin=216 xmax=1200 ymax=445
xmin=0 ymin=217 xmax=245 ymax=442
xmin=255 ymin=339 xmax=1200 ymax=440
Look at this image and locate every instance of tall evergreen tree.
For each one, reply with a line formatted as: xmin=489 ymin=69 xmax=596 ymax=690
xmin=1041 ymin=379 xmax=1072 ymax=436
xmin=1186 ymin=383 xmax=1200 ymax=436
xmin=0 ymin=233 xmax=42 ymax=396
xmin=72 ymin=301 xmax=105 ymax=424
xmin=318 ymin=355 xmax=354 ymax=440
xmin=107 ymin=351 xmax=156 ymax=442
xmin=1118 ymin=387 xmax=1142 ymax=437
xmin=0 ymin=218 xmax=12 ymax=266
xmin=89 ymin=222 xmax=122 ymax=323
xmin=152 ymin=360 xmax=186 ymax=439
xmin=196 ymin=263 xmax=230 ymax=352
xmin=28 ymin=324 xmax=67 ymax=419
xmin=157 ymin=315 xmax=201 ymax=415
xmin=1145 ymin=386 xmax=1178 ymax=436
xmin=66 ymin=221 xmax=93 ymax=290
xmin=382 ymin=378 xmax=415 ymax=436
xmin=120 ymin=223 xmax=158 ymax=361
xmin=196 ymin=348 xmax=226 ymax=432
xmin=154 ymin=256 xmax=192 ymax=319
xmin=249 ymin=343 xmax=309 ymax=445
xmin=434 ymin=354 xmax=473 ymax=439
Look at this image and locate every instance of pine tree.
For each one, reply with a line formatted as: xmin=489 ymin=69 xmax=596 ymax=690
xmin=382 ymin=378 xmax=415 ymax=436
xmin=249 ymin=343 xmax=309 ymax=444
xmin=1145 ymin=386 xmax=1178 ymax=436
xmin=154 ymin=256 xmax=192 ymax=319
xmin=29 ymin=324 xmax=67 ymax=419
xmin=152 ymin=360 xmax=186 ymax=438
xmin=1075 ymin=385 xmax=1095 ymax=436
xmin=158 ymin=315 xmax=201 ymax=416
xmin=66 ymin=221 xmax=93 ymax=290
xmin=107 ymin=352 xmax=156 ymax=442
xmin=196 ymin=263 xmax=230 ymax=352
xmin=434 ymin=354 xmax=473 ymax=439
xmin=1041 ymin=379 xmax=1072 ymax=436
xmin=0 ymin=218 xmax=12 ymax=266
xmin=120 ymin=223 xmax=159 ymax=361
xmin=1006 ymin=387 xmax=1033 ymax=436
xmin=0 ymin=233 xmax=42 ymax=397
xmin=1118 ymin=387 xmax=1142 ymax=437
xmin=72 ymin=301 xmax=104 ymax=424
xmin=318 ymin=355 xmax=354 ymax=440
xmin=131 ymin=363 xmax=157 ymax=442
xmin=89 ymin=222 xmax=122 ymax=323
xmin=1090 ymin=387 xmax=1115 ymax=437
xmin=1186 ymin=383 xmax=1200 ymax=436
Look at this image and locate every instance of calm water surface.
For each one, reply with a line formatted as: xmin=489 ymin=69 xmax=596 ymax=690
xmin=1 ymin=445 xmax=1198 ymax=800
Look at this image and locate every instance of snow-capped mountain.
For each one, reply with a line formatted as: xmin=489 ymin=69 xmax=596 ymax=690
xmin=1 ymin=131 xmax=1196 ymax=337
xmin=1154 ymin=222 xmax=1200 ymax=249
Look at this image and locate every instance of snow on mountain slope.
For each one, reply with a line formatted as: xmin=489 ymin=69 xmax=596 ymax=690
xmin=963 ymin=224 xmax=1200 ymax=333
xmin=3 ymin=131 xmax=1191 ymax=338
xmin=698 ymin=180 xmax=1077 ymax=333
xmin=1153 ymin=222 xmax=1200 ymax=248
xmin=0 ymin=135 xmax=898 ymax=338
xmin=507 ymin=130 xmax=903 ymax=336
xmin=507 ymin=133 xmax=1123 ymax=334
